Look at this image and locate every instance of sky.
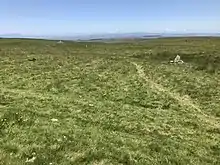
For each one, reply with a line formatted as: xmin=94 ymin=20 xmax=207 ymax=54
xmin=0 ymin=0 xmax=219 ymax=36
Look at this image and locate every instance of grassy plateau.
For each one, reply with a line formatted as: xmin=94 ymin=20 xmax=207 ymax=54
xmin=0 ymin=37 xmax=220 ymax=165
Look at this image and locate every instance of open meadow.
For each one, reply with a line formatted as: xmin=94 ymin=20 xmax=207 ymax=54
xmin=0 ymin=37 xmax=220 ymax=165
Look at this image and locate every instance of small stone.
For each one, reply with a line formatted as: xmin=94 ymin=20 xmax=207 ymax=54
xmin=51 ymin=118 xmax=58 ymax=122
xmin=25 ymin=157 xmax=36 ymax=163
xmin=172 ymin=55 xmax=184 ymax=64
xmin=174 ymin=55 xmax=181 ymax=63
xmin=88 ymin=104 xmax=94 ymax=107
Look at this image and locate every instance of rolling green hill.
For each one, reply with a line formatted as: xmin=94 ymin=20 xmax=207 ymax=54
xmin=0 ymin=37 xmax=220 ymax=165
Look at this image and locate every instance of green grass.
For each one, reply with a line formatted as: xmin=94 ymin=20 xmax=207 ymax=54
xmin=0 ymin=37 xmax=220 ymax=165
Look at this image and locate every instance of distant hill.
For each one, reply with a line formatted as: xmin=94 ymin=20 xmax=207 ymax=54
xmin=0 ymin=33 xmax=23 ymax=38
xmin=1 ymin=32 xmax=220 ymax=41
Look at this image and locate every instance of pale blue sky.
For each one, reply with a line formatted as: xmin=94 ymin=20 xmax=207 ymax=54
xmin=0 ymin=0 xmax=219 ymax=35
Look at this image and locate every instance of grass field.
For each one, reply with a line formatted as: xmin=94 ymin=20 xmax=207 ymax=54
xmin=0 ymin=37 xmax=220 ymax=165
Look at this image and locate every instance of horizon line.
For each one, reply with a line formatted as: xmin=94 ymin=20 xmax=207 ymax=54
xmin=0 ymin=31 xmax=220 ymax=37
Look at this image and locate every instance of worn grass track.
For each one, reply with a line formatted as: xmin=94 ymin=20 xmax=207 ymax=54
xmin=131 ymin=62 xmax=201 ymax=111
xmin=0 ymin=38 xmax=220 ymax=165
xmin=131 ymin=61 xmax=219 ymax=129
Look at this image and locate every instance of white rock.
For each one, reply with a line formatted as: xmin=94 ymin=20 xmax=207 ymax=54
xmin=88 ymin=104 xmax=94 ymax=107
xmin=51 ymin=118 xmax=58 ymax=122
xmin=25 ymin=157 xmax=36 ymax=163
xmin=174 ymin=55 xmax=181 ymax=63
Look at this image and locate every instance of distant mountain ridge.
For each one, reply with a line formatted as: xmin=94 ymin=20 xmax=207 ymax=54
xmin=1 ymin=32 xmax=220 ymax=41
